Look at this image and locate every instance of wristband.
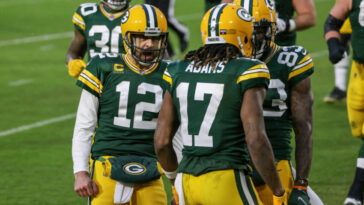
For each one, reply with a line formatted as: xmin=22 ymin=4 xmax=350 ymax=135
xmin=285 ymin=19 xmax=296 ymax=32
xmin=288 ymin=19 xmax=296 ymax=32
xmin=162 ymin=168 xmax=177 ymax=179
xmin=293 ymin=185 xmax=308 ymax=191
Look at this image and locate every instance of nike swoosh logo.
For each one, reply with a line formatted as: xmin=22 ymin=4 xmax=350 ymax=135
xmin=298 ymin=197 xmax=308 ymax=205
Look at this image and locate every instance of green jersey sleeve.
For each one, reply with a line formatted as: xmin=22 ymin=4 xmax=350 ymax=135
xmin=286 ymin=46 xmax=314 ymax=87
xmin=76 ymin=56 xmax=106 ymax=97
xmin=72 ymin=3 xmax=95 ymax=35
xmin=236 ymin=59 xmax=270 ymax=94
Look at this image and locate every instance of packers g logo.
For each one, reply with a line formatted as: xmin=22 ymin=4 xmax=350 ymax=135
xmin=265 ymin=0 xmax=275 ymax=10
xmin=123 ymin=162 xmax=146 ymax=175
xmin=121 ymin=11 xmax=129 ymax=24
xmin=237 ymin=8 xmax=252 ymax=22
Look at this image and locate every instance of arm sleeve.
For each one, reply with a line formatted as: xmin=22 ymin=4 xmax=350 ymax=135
xmin=72 ymin=89 xmax=99 ymax=174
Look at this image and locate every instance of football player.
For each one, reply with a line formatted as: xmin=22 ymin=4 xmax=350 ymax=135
xmin=154 ymin=3 xmax=287 ymax=204
xmin=325 ymin=0 xmax=364 ymax=203
xmin=233 ymin=0 xmax=323 ymax=204
xmin=66 ymin=0 xmax=131 ymax=78
xmin=324 ymin=19 xmax=351 ymax=103
xmin=72 ymin=4 xmax=170 ymax=205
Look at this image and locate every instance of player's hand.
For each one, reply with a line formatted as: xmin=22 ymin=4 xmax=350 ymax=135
xmin=276 ymin=18 xmax=287 ymax=34
xmin=327 ymin=38 xmax=346 ymax=64
xmin=68 ymin=59 xmax=86 ymax=77
xmin=171 ymin=185 xmax=179 ymax=205
xmin=288 ymin=187 xmax=310 ymax=205
xmin=273 ymin=191 xmax=287 ymax=205
xmin=74 ymin=171 xmax=98 ymax=197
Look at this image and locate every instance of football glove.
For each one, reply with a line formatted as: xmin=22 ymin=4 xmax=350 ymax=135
xmin=68 ymin=59 xmax=86 ymax=77
xmin=288 ymin=187 xmax=310 ymax=205
xmin=327 ymin=38 xmax=346 ymax=64
xmin=273 ymin=191 xmax=287 ymax=205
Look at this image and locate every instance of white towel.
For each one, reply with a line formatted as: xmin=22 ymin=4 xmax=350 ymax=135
xmin=114 ymin=181 xmax=134 ymax=204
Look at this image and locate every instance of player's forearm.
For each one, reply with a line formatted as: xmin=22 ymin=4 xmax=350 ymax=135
xmin=247 ymin=132 xmax=284 ymax=196
xmin=294 ymin=131 xmax=312 ymax=185
xmin=291 ymin=79 xmax=313 ymax=185
xmin=154 ymin=122 xmax=178 ymax=172
xmin=72 ymin=90 xmax=98 ymax=173
xmin=294 ymin=14 xmax=316 ymax=31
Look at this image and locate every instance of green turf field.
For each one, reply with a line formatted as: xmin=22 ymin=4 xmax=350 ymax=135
xmin=0 ymin=0 xmax=360 ymax=204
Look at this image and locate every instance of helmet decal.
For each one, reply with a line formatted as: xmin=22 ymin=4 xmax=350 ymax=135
xmin=121 ymin=10 xmax=130 ymax=24
xmin=237 ymin=8 xmax=252 ymax=21
xmin=265 ymin=0 xmax=275 ymax=10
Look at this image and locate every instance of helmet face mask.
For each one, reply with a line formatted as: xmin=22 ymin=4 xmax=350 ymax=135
xmin=252 ymin=18 xmax=275 ymax=59
xmin=124 ymin=31 xmax=168 ymax=66
xmin=233 ymin=0 xmax=277 ymax=59
xmin=101 ymin=0 xmax=130 ymax=11
xmin=121 ymin=4 xmax=168 ymax=66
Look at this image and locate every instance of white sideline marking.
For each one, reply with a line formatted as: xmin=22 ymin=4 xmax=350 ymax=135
xmin=0 ymin=32 xmax=73 ymax=47
xmin=8 ymin=79 xmax=33 ymax=86
xmin=311 ymin=50 xmax=328 ymax=58
xmin=0 ymin=113 xmax=76 ymax=138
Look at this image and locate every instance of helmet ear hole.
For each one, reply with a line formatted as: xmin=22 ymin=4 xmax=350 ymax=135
xmin=244 ymin=36 xmax=248 ymax=44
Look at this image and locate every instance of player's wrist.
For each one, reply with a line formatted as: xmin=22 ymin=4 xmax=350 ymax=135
xmin=294 ymin=178 xmax=309 ymax=187
xmin=284 ymin=19 xmax=296 ymax=32
xmin=162 ymin=168 xmax=177 ymax=180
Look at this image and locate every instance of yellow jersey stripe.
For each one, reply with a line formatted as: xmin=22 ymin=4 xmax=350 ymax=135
xmin=82 ymin=70 xmax=103 ymax=91
xmin=123 ymin=54 xmax=159 ymax=75
xmin=237 ymin=72 xmax=270 ymax=83
xmin=100 ymin=4 xmax=124 ymax=20
xmin=288 ymin=61 xmax=314 ymax=80
xmin=247 ymin=63 xmax=268 ymax=71
xmin=72 ymin=13 xmax=85 ymax=30
xmin=297 ymin=54 xmax=312 ymax=66
xmin=78 ymin=75 xmax=101 ymax=96
xmin=264 ymin=44 xmax=280 ymax=64
xmin=163 ymin=74 xmax=172 ymax=86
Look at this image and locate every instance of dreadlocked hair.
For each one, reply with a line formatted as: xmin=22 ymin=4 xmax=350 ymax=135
xmin=184 ymin=44 xmax=243 ymax=69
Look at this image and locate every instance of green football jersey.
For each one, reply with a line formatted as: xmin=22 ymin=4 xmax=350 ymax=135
xmin=274 ymin=0 xmax=296 ymax=46
xmin=262 ymin=44 xmax=314 ymax=160
xmin=349 ymin=0 xmax=364 ymax=64
xmin=76 ymin=53 xmax=168 ymax=159
xmin=163 ymin=58 xmax=270 ymax=176
xmin=72 ymin=3 xmax=126 ymax=61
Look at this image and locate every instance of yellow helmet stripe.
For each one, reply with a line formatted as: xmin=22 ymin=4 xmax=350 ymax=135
xmin=208 ymin=3 xmax=228 ymax=37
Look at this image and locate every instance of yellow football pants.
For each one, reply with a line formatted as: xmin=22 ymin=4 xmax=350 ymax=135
xmin=347 ymin=60 xmax=364 ymax=138
xmin=255 ymin=160 xmax=293 ymax=205
xmin=90 ymin=156 xmax=167 ymax=205
xmin=181 ymin=169 xmax=262 ymax=205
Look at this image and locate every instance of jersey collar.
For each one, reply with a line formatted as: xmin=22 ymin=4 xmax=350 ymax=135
xmin=100 ymin=4 xmax=124 ymax=21
xmin=122 ymin=54 xmax=159 ymax=75
xmin=261 ymin=43 xmax=280 ymax=64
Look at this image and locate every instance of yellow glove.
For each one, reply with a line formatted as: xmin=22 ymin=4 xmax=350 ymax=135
xmin=68 ymin=59 xmax=86 ymax=77
xmin=273 ymin=191 xmax=287 ymax=205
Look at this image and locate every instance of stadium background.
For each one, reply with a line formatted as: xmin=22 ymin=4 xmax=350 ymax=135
xmin=0 ymin=0 xmax=358 ymax=204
